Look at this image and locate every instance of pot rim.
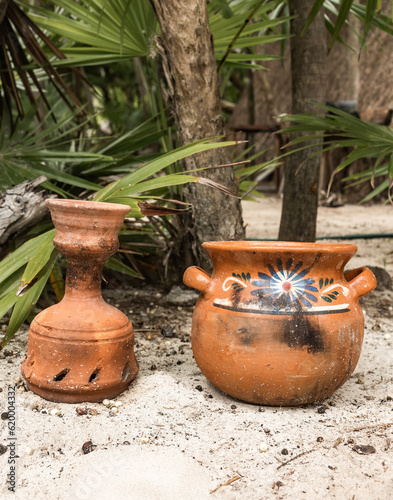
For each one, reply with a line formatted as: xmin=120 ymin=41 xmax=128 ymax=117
xmin=203 ymin=240 xmax=358 ymax=254
xmin=46 ymin=198 xmax=130 ymax=213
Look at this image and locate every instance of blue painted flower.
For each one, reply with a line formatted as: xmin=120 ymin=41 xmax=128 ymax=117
xmin=251 ymin=258 xmax=319 ymax=311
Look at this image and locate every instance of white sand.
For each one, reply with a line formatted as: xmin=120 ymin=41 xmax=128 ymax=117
xmin=1 ymin=198 xmax=392 ymax=499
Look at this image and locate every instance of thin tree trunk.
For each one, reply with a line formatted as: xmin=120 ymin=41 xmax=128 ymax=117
xmin=150 ymin=0 xmax=245 ymax=273
xmin=278 ymin=0 xmax=327 ymax=241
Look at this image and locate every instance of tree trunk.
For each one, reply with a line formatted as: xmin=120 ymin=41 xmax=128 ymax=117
xmin=278 ymin=0 xmax=327 ymax=241
xmin=149 ymin=0 xmax=245 ymax=273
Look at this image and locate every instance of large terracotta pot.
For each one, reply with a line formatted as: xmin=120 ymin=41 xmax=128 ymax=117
xmin=184 ymin=241 xmax=377 ymax=406
xmin=21 ymin=199 xmax=138 ymax=403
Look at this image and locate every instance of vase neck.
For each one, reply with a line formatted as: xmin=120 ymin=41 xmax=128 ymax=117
xmin=63 ymin=255 xmax=106 ymax=300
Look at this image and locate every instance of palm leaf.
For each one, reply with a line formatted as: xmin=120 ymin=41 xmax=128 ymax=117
xmin=304 ymin=0 xmax=393 ymax=48
xmin=105 ymin=256 xmax=140 ymax=278
xmin=327 ymin=0 xmax=354 ymax=50
xmin=280 ymin=104 xmax=393 ymax=201
xmin=211 ymin=0 xmax=291 ymax=71
xmin=1 ymin=262 xmax=54 ymax=348
xmin=28 ymin=0 xmax=156 ymax=65
xmin=94 ymin=138 xmax=238 ymax=203
xmin=29 ymin=0 xmax=289 ymax=71
xmin=0 ymin=230 xmax=55 ymax=284
xmin=17 ymin=231 xmax=56 ymax=296
xmin=0 ymin=0 xmax=87 ymax=128
xmin=301 ymin=0 xmax=325 ymax=36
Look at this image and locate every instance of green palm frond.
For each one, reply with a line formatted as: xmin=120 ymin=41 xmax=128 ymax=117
xmin=0 ymin=137 xmax=240 ymax=346
xmin=210 ymin=0 xmax=291 ymax=71
xmin=304 ymin=0 xmax=393 ymax=49
xmin=94 ymin=138 xmax=239 ymax=206
xmin=0 ymin=105 xmax=106 ymax=194
xmin=281 ymin=104 xmax=393 ymax=202
xmin=0 ymin=0 xmax=87 ymax=128
xmin=77 ymin=117 xmax=169 ymax=177
xmin=0 ymin=102 xmax=173 ymax=196
xmin=28 ymin=0 xmax=289 ymax=71
xmin=27 ymin=0 xmax=156 ymax=66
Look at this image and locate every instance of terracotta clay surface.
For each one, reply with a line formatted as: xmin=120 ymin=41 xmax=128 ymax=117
xmin=21 ymin=199 xmax=138 ymax=403
xmin=184 ymin=241 xmax=377 ymax=406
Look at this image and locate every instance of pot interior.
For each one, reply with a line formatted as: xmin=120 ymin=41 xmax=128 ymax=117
xmin=203 ymin=240 xmax=357 ymax=254
xmin=203 ymin=240 xmax=358 ymax=273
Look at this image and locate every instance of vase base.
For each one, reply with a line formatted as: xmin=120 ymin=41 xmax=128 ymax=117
xmin=21 ymin=317 xmax=138 ymax=403
xmin=21 ymin=373 xmax=138 ymax=403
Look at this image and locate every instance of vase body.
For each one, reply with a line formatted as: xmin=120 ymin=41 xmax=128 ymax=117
xmin=184 ymin=241 xmax=376 ymax=406
xmin=21 ymin=199 xmax=138 ymax=403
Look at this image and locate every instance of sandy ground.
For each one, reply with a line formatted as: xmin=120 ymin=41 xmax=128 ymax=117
xmin=0 ymin=198 xmax=392 ymax=500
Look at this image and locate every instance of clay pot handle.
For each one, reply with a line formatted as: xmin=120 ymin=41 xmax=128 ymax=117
xmin=183 ymin=266 xmax=213 ymax=295
xmin=344 ymin=267 xmax=377 ymax=298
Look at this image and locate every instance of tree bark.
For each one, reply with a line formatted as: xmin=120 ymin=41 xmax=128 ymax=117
xmin=149 ymin=0 xmax=245 ymax=273
xmin=278 ymin=0 xmax=327 ymax=241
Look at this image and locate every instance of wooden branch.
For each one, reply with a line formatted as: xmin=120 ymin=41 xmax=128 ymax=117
xmin=0 ymin=176 xmax=50 ymax=246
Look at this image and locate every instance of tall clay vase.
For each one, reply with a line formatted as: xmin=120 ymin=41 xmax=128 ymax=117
xmin=184 ymin=241 xmax=377 ymax=406
xmin=21 ymin=199 xmax=138 ymax=403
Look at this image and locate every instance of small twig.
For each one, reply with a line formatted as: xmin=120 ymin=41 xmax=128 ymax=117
xmin=210 ymin=475 xmax=242 ymax=494
xmin=133 ymin=329 xmax=160 ymax=333
xmin=197 ymin=177 xmax=240 ymax=198
xmin=276 ymin=448 xmax=316 ymax=470
xmin=332 ymin=437 xmax=343 ymax=449
xmin=201 ymin=160 xmax=250 ymax=170
xmin=346 ymin=422 xmax=393 ymax=433
xmin=120 ymin=242 xmax=163 ymax=248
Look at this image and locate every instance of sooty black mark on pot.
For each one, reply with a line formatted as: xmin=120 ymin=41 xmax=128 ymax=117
xmin=66 ymin=261 xmax=102 ymax=289
xmin=237 ymin=328 xmax=258 ymax=346
xmin=230 ymin=288 xmax=241 ymax=309
xmin=98 ymin=237 xmax=118 ymax=251
xmin=282 ymin=314 xmax=324 ymax=353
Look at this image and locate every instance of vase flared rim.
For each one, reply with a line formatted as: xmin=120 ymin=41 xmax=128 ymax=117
xmin=203 ymin=240 xmax=357 ymax=254
xmin=46 ymin=198 xmax=130 ymax=213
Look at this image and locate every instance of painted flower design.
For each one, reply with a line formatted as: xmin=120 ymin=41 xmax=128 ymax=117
xmin=251 ymin=258 xmax=319 ymax=311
